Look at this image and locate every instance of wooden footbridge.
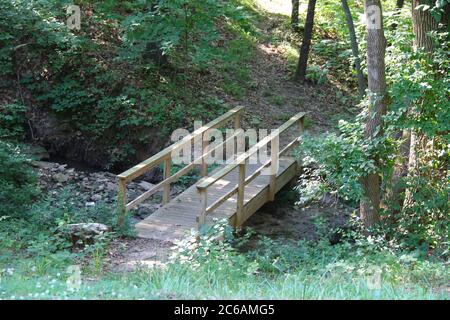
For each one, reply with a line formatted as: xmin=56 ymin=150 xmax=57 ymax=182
xmin=117 ymin=106 xmax=306 ymax=242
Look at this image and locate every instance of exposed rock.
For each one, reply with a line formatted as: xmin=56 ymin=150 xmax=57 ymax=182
xmin=91 ymin=194 xmax=102 ymax=202
xmin=34 ymin=159 xmax=184 ymax=223
xmin=60 ymin=223 xmax=110 ymax=248
xmin=106 ymin=182 xmax=117 ymax=191
xmin=31 ymin=161 xmax=55 ymax=169
xmin=54 ymin=173 xmax=69 ymax=183
xmin=139 ymin=181 xmax=155 ymax=191
xmin=27 ymin=145 xmax=50 ymax=160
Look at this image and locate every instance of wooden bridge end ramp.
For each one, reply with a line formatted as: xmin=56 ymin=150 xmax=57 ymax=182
xmin=117 ymin=107 xmax=306 ymax=242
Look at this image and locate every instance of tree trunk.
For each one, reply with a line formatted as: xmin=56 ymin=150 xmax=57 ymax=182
xmin=295 ymin=0 xmax=317 ymax=83
xmin=411 ymin=0 xmax=439 ymax=53
xmin=404 ymin=0 xmax=440 ymax=207
xmin=391 ymin=0 xmax=405 ymax=30
xmin=341 ymin=0 xmax=366 ymax=96
xmin=359 ymin=0 xmax=388 ymax=229
xmin=383 ymin=129 xmax=410 ymax=213
xmin=292 ymin=0 xmax=300 ymax=33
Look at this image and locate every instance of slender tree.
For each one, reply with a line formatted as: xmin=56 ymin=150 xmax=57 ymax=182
xmin=292 ymin=0 xmax=300 ymax=33
xmin=396 ymin=0 xmax=405 ymax=9
xmin=360 ymin=0 xmax=388 ymax=228
xmin=295 ymin=0 xmax=317 ymax=83
xmin=391 ymin=0 xmax=406 ymax=30
xmin=403 ymin=0 xmax=440 ymax=207
xmin=341 ymin=0 xmax=366 ymax=96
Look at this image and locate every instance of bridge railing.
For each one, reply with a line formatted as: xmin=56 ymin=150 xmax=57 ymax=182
xmin=117 ymin=106 xmax=244 ymax=226
xmin=195 ymin=112 xmax=306 ymax=228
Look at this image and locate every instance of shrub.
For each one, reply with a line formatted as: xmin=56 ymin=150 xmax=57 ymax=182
xmin=0 ymin=142 xmax=40 ymax=219
xmin=0 ymin=103 xmax=27 ymax=140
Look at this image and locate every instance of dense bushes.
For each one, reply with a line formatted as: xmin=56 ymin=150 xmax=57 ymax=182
xmin=296 ymin=7 xmax=449 ymax=252
xmin=0 ymin=0 xmax=257 ymax=168
xmin=0 ymin=103 xmax=27 ymax=140
xmin=0 ymin=142 xmax=40 ymax=219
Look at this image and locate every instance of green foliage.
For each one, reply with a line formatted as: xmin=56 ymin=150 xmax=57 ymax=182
xmin=0 ymin=0 xmax=258 ymax=168
xmin=305 ymin=64 xmax=329 ymax=84
xmin=0 ymin=142 xmax=40 ymax=219
xmin=385 ymin=170 xmax=449 ymax=252
xmin=296 ymin=110 xmax=393 ymax=205
xmin=381 ymin=25 xmax=449 ymax=250
xmin=386 ymin=30 xmax=450 ymax=140
xmin=122 ymin=0 xmax=223 ymax=67
xmin=0 ymin=103 xmax=27 ymax=140
xmin=296 ymin=10 xmax=449 ymax=250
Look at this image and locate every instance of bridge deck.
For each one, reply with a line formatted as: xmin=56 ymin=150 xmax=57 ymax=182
xmin=136 ymin=156 xmax=297 ymax=241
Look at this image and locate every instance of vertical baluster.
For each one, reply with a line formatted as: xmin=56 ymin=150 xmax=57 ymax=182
xmin=197 ymin=188 xmax=207 ymax=228
xmin=163 ymin=157 xmax=171 ymax=205
xmin=296 ymin=116 xmax=305 ymax=175
xmin=201 ymin=132 xmax=208 ymax=177
xmin=236 ymin=161 xmax=246 ymax=226
xmin=299 ymin=116 xmax=305 ymax=134
xmin=269 ymin=133 xmax=279 ymax=201
xmin=117 ymin=177 xmax=127 ymax=227
xmin=234 ymin=110 xmax=242 ymax=130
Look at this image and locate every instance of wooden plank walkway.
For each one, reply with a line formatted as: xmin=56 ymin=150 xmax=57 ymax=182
xmin=117 ymin=107 xmax=306 ymax=243
xmin=135 ymin=157 xmax=297 ymax=241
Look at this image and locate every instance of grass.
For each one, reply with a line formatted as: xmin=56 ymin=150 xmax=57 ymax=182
xmin=1 ymin=223 xmax=448 ymax=300
xmin=0 ymin=251 xmax=447 ymax=300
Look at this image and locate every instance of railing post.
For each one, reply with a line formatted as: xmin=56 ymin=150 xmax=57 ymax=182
xmin=197 ymin=188 xmax=207 ymax=228
xmin=234 ymin=112 xmax=242 ymax=162
xmin=163 ymin=157 xmax=171 ymax=205
xmin=269 ymin=133 xmax=279 ymax=201
xmin=299 ymin=116 xmax=305 ymax=134
xmin=201 ymin=133 xmax=208 ymax=177
xmin=117 ymin=177 xmax=127 ymax=227
xmin=296 ymin=116 xmax=305 ymax=175
xmin=234 ymin=110 xmax=242 ymax=130
xmin=236 ymin=161 xmax=246 ymax=225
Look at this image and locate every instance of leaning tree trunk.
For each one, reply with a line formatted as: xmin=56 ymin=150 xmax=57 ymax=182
xmin=341 ymin=0 xmax=366 ymax=96
xmin=295 ymin=0 xmax=317 ymax=83
xmin=360 ymin=0 xmax=388 ymax=228
xmin=403 ymin=0 xmax=440 ymax=207
xmin=292 ymin=0 xmax=300 ymax=33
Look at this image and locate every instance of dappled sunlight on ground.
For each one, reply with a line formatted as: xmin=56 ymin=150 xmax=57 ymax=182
xmin=255 ymin=0 xmax=307 ymax=16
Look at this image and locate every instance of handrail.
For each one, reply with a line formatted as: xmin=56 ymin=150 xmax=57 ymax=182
xmin=117 ymin=106 xmax=244 ymax=226
xmin=195 ymin=111 xmax=306 ymax=227
xmin=197 ymin=112 xmax=306 ymax=190
xmin=125 ymin=129 xmax=243 ymax=211
xmin=118 ymin=105 xmax=244 ymax=182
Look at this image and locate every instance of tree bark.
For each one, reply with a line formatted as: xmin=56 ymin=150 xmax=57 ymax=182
xmin=292 ymin=0 xmax=300 ymax=33
xmin=295 ymin=0 xmax=317 ymax=83
xmin=411 ymin=0 xmax=439 ymax=53
xmin=403 ymin=0 xmax=440 ymax=207
xmin=341 ymin=0 xmax=366 ymax=96
xmin=359 ymin=0 xmax=388 ymax=229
